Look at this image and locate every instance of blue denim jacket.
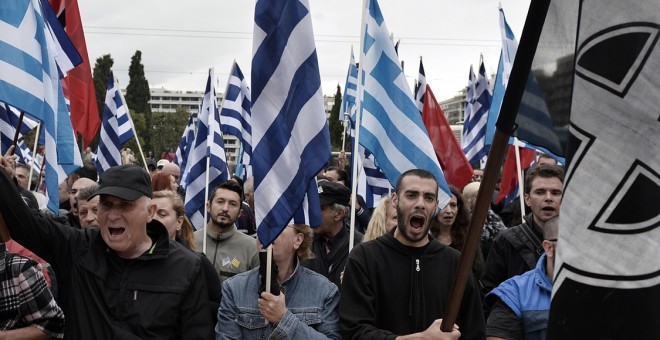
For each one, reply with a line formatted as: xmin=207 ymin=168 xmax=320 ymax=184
xmin=216 ymin=261 xmax=340 ymax=340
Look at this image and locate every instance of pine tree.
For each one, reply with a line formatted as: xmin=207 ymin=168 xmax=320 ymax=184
xmin=328 ymin=84 xmax=345 ymax=151
xmin=125 ymin=51 xmax=152 ymax=153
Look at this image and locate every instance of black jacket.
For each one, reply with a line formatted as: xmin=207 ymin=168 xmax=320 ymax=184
xmin=302 ymin=225 xmax=363 ymax=289
xmin=0 ymin=171 xmax=213 ymax=339
xmin=482 ymin=214 xmax=544 ymax=298
xmin=339 ymin=229 xmax=485 ymax=339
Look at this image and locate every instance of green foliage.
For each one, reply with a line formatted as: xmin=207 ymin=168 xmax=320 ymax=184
xmin=122 ymin=110 xmax=147 ymax=164
xmin=92 ymin=54 xmax=114 ymax=120
xmin=149 ymin=106 xmax=190 ymax=159
xmin=327 ymin=84 xmax=346 ymax=151
xmin=125 ymin=50 xmax=152 ymax=153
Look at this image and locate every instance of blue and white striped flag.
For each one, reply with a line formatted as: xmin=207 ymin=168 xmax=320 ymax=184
xmin=174 ymin=111 xmax=195 ymax=188
xmin=414 ymin=58 xmax=426 ymax=113
xmin=252 ymin=0 xmax=331 ymax=247
xmin=359 ymin=0 xmax=451 ymax=206
xmin=340 ymin=47 xmax=358 ymax=122
xmin=185 ymin=69 xmax=229 ymax=230
xmin=485 ymin=7 xmax=518 ymax=146
xmin=95 ymin=71 xmax=129 ymax=174
xmin=463 ymin=65 xmax=476 ymax=140
xmin=463 ymin=61 xmax=492 ymax=165
xmin=219 ymin=61 xmax=252 ymax=179
xmin=0 ymin=103 xmax=38 ymax=155
xmin=0 ymin=0 xmax=79 ymax=212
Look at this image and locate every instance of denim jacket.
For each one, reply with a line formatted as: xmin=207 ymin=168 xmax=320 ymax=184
xmin=216 ymin=261 xmax=340 ymax=340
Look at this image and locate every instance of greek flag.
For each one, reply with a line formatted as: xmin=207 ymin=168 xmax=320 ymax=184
xmin=340 ymin=47 xmax=358 ymax=121
xmin=414 ymin=58 xmax=426 ymax=113
xmin=0 ymin=103 xmax=38 ymax=155
xmin=0 ymin=0 xmax=79 ymax=212
xmin=185 ymin=69 xmax=229 ymax=230
xmin=340 ymin=49 xmax=390 ymax=208
xmin=174 ymin=111 xmax=195 ymax=188
xmin=462 ymin=61 xmax=492 ymax=165
xmin=485 ymin=7 xmax=518 ymax=146
xmin=252 ymin=0 xmax=331 ymax=247
xmin=95 ymin=71 xmax=131 ymax=174
xmin=219 ymin=61 xmax=252 ymax=179
xmin=359 ymin=0 xmax=451 ymax=206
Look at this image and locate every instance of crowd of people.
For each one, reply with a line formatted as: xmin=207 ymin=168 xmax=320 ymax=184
xmin=0 ymin=145 xmax=564 ymax=339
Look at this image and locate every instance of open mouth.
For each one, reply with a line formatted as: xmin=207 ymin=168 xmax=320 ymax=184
xmin=410 ymin=216 xmax=425 ymax=231
xmin=541 ymin=207 xmax=556 ymax=213
xmin=108 ymin=227 xmax=126 ymax=237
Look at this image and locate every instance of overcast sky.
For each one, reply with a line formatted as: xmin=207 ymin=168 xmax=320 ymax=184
xmin=78 ymin=0 xmax=531 ymax=101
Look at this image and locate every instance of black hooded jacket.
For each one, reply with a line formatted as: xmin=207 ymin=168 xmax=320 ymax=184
xmin=339 ymin=228 xmax=485 ymax=339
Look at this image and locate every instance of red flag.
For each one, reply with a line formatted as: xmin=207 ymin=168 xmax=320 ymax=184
xmin=421 ymin=85 xmax=473 ymax=190
xmin=495 ymin=144 xmax=535 ymax=205
xmin=50 ymin=0 xmax=100 ymax=148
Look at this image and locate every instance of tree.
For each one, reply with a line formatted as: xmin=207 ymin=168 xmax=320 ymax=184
xmin=122 ymin=110 xmax=147 ymax=164
xmin=92 ymin=54 xmax=114 ymax=120
xmin=150 ymin=106 xmax=190 ymax=159
xmin=125 ymin=51 xmax=152 ymax=153
xmin=327 ymin=84 xmax=345 ymax=151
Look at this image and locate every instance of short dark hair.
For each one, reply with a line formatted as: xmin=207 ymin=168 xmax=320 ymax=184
xmin=325 ymin=166 xmax=349 ymax=185
xmin=209 ymin=180 xmax=244 ymax=202
xmin=524 ymin=164 xmax=564 ymax=194
xmin=395 ymin=169 xmax=437 ymax=195
xmin=77 ymin=184 xmax=99 ymax=202
xmin=75 ymin=161 xmax=98 ymax=182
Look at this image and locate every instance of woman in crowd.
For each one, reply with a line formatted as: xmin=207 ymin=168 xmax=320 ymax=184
xmin=364 ymin=194 xmax=397 ymax=241
xmin=430 ymin=186 xmax=484 ymax=280
xmin=152 ymin=172 xmax=178 ymax=192
xmin=152 ymin=190 xmax=220 ymax=323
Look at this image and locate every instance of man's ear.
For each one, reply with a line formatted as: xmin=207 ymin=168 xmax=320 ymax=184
xmin=146 ymin=201 xmax=157 ymax=222
xmin=392 ymin=193 xmax=398 ymax=207
xmin=524 ymin=193 xmax=531 ymax=207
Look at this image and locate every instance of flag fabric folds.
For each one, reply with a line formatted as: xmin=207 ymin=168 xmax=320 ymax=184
xmin=494 ymin=144 xmax=535 ymax=206
xmin=174 ymin=111 xmax=195 ymax=188
xmin=340 ymin=49 xmax=391 ymax=209
xmin=219 ymin=61 xmax=252 ymax=179
xmin=421 ymin=84 xmax=474 ymax=190
xmin=95 ymin=71 xmax=130 ymax=175
xmin=462 ymin=61 xmax=492 ymax=165
xmin=251 ymin=0 xmax=331 ymax=247
xmin=0 ymin=0 xmax=79 ymax=212
xmin=359 ymin=0 xmax=451 ymax=206
xmin=547 ymin=0 xmax=660 ymax=338
xmin=184 ymin=69 xmax=229 ymax=230
xmin=48 ymin=0 xmax=100 ymax=147
xmin=339 ymin=48 xmax=358 ymax=122
xmin=414 ymin=58 xmax=426 ymax=113
xmin=0 ymin=103 xmax=38 ymax=155
xmin=485 ymin=7 xmax=518 ymax=147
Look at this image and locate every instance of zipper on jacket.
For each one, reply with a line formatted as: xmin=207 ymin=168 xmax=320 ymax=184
xmin=134 ymin=290 xmax=137 ymax=301
xmin=415 ymin=259 xmax=420 ymax=272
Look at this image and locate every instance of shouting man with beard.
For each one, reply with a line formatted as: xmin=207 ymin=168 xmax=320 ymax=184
xmin=194 ymin=180 xmax=259 ymax=285
xmin=339 ymin=169 xmax=485 ymax=340
xmin=482 ymin=164 xmax=564 ymax=307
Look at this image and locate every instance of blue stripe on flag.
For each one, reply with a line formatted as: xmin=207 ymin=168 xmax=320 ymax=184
xmin=94 ymin=71 xmax=124 ymax=174
xmin=252 ymin=0 xmax=330 ymax=247
xmin=184 ymin=69 xmax=229 ymax=230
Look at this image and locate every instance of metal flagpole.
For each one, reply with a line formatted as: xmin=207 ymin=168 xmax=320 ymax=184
xmin=27 ymin=123 xmax=41 ymax=192
xmin=513 ymin=137 xmax=526 ymax=223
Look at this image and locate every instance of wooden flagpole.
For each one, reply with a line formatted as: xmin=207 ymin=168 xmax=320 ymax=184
xmin=116 ymin=77 xmax=148 ymax=173
xmin=9 ymin=111 xmax=25 ymax=156
xmin=513 ymin=137 xmax=527 ymax=223
xmin=441 ymin=0 xmax=551 ymax=331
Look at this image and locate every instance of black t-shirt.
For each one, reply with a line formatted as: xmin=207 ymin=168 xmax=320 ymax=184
xmin=486 ymin=299 xmax=523 ymax=340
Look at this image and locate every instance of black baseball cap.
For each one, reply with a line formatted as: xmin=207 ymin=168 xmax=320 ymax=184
xmin=318 ymin=180 xmax=351 ymax=207
xmin=91 ymin=164 xmax=153 ymax=201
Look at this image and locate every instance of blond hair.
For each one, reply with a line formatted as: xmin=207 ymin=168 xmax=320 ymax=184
xmin=152 ymin=190 xmax=196 ymax=251
xmin=364 ymin=194 xmax=393 ymax=241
